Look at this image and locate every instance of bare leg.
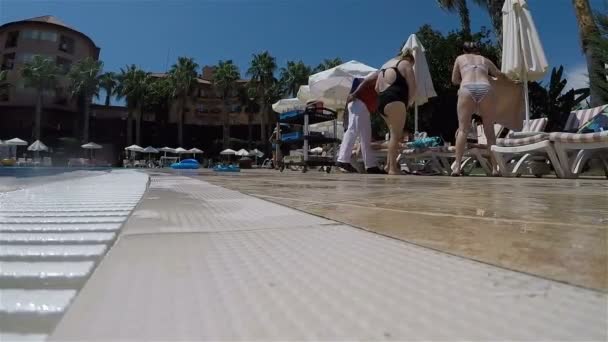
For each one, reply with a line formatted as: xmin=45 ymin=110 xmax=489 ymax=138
xmin=382 ymin=101 xmax=406 ymax=175
xmin=454 ymin=92 xmax=475 ymax=175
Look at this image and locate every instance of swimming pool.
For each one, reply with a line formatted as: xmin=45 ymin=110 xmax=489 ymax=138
xmin=0 ymin=167 xmax=111 ymax=178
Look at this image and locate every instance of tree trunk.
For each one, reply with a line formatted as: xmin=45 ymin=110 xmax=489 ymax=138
xmin=34 ymin=90 xmax=43 ymax=141
xmin=573 ymin=0 xmax=602 ymax=106
xmin=136 ymin=103 xmax=142 ymax=146
xmin=83 ymin=96 xmax=90 ymax=143
xmin=222 ymin=99 xmax=230 ymax=148
xmin=127 ymin=108 xmax=133 ymax=146
xmin=105 ymin=93 xmax=111 ymax=106
xmin=178 ymin=96 xmax=185 ymax=146
xmin=458 ymin=1 xmax=472 ymax=39
xmin=259 ymin=101 xmax=267 ymax=151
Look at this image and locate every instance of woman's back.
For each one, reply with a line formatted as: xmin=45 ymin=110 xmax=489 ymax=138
xmin=455 ymin=54 xmax=498 ymax=86
xmin=376 ymin=58 xmax=411 ymax=93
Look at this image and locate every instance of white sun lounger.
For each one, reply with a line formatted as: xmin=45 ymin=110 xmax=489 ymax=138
xmin=549 ymin=105 xmax=608 ymax=178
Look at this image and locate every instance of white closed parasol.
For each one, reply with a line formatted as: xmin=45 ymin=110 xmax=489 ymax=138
xmin=502 ymin=0 xmax=548 ymax=124
xmin=402 ymin=34 xmax=437 ymax=133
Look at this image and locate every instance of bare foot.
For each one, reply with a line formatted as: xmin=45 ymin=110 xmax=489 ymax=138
xmin=388 ymin=169 xmax=401 ymax=175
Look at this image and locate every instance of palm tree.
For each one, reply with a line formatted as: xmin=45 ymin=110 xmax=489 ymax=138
xmin=21 ymin=55 xmax=60 ymax=141
xmin=313 ymin=58 xmax=343 ymax=73
xmin=572 ymin=0 xmax=602 ymax=106
xmin=247 ymin=51 xmax=277 ymax=146
xmin=68 ymin=57 xmax=103 ymax=143
xmin=590 ymin=10 xmax=608 ymax=103
xmin=471 ymin=0 xmax=503 ymax=41
xmin=118 ymin=65 xmax=149 ymax=145
xmin=213 ymin=60 xmax=240 ymax=148
xmin=279 ymin=60 xmax=311 ymax=97
xmin=437 ymin=0 xmax=471 ymax=39
xmin=98 ymin=71 xmax=118 ymax=106
xmin=169 ymin=57 xmax=199 ymax=146
xmin=238 ymin=85 xmax=260 ymax=148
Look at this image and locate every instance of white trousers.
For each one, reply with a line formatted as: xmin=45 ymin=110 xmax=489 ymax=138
xmin=337 ymin=99 xmax=376 ymax=168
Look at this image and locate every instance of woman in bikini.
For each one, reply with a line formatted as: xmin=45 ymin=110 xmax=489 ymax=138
xmin=451 ymin=41 xmax=506 ymax=176
xmin=349 ymin=50 xmax=416 ymax=175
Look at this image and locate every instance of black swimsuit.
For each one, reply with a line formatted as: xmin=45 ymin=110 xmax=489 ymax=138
xmin=378 ymin=60 xmax=409 ymax=116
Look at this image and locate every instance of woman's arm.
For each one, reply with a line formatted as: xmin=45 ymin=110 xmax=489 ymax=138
xmin=401 ymin=61 xmax=417 ymax=107
xmin=451 ymin=57 xmax=462 ymax=85
xmin=347 ymin=71 xmax=379 ymax=102
xmin=486 ymin=58 xmax=505 ymax=79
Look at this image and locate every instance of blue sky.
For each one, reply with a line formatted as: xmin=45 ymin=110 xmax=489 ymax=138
xmin=1 ymin=0 xmax=604 ymax=103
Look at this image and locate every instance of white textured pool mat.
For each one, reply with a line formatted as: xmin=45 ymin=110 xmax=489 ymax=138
xmin=49 ymin=174 xmax=607 ymax=341
xmin=0 ymin=170 xmax=149 ymax=339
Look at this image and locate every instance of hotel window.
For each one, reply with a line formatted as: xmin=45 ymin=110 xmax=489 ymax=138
xmin=56 ymin=56 xmax=72 ymax=74
xmin=5 ymin=31 xmax=19 ymax=48
xmin=40 ymin=31 xmax=58 ymax=42
xmin=20 ymin=53 xmax=52 ymax=64
xmin=23 ymin=30 xmax=58 ymax=42
xmin=59 ymin=35 xmax=75 ymax=54
xmin=1 ymin=53 xmax=15 ymax=70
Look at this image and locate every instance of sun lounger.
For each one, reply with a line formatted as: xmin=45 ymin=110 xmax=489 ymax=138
xmin=549 ymin=105 xmax=608 ymax=178
xmin=492 ymin=107 xmax=606 ymax=178
xmin=491 ymin=119 xmax=562 ymax=178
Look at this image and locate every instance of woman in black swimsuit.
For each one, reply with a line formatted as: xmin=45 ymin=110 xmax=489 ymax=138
xmin=349 ymin=51 xmax=416 ymax=175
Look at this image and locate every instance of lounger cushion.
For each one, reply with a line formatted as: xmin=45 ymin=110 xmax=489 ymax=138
xmin=549 ymin=131 xmax=608 ymax=143
xmin=496 ymin=133 xmax=549 ymax=147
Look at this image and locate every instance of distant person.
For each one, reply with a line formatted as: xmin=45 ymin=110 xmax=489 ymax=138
xmin=349 ymin=50 xmax=416 ymax=175
xmin=451 ymin=41 xmax=506 ymax=176
xmin=337 ymin=78 xmax=384 ymax=174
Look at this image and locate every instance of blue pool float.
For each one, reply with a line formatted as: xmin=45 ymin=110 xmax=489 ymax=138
xmin=171 ymin=159 xmax=200 ymax=169
xmin=213 ymin=164 xmax=241 ymax=172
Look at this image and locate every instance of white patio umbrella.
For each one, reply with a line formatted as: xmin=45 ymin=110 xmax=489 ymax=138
xmin=402 ymin=34 xmax=437 ymax=133
xmin=308 ymin=60 xmax=377 ymax=108
xmin=220 ymin=149 xmax=236 ymax=155
xmin=143 ymin=146 xmax=159 ymax=153
xmin=124 ymin=144 xmax=144 ymax=152
xmin=81 ymin=142 xmax=102 ymax=149
xmin=27 ymin=140 xmax=49 ymax=152
xmin=159 ymin=146 xmax=176 ymax=157
xmin=5 ymin=138 xmax=27 ymax=146
xmin=502 ymin=0 xmax=548 ymax=124
xmin=249 ymin=148 xmax=264 ymax=158
xmin=235 ymin=148 xmax=250 ymax=157
xmin=272 ymin=98 xmax=306 ymax=113
xmin=174 ymin=147 xmax=187 ymax=161
xmin=188 ymin=148 xmax=203 ymax=157
xmin=143 ymin=146 xmax=159 ymax=161
xmin=81 ymin=142 xmax=102 ymax=159
xmin=5 ymin=138 xmax=28 ymax=159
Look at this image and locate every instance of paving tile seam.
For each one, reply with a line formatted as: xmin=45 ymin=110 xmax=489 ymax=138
xmin=307 ymin=201 xmax=607 ymax=230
